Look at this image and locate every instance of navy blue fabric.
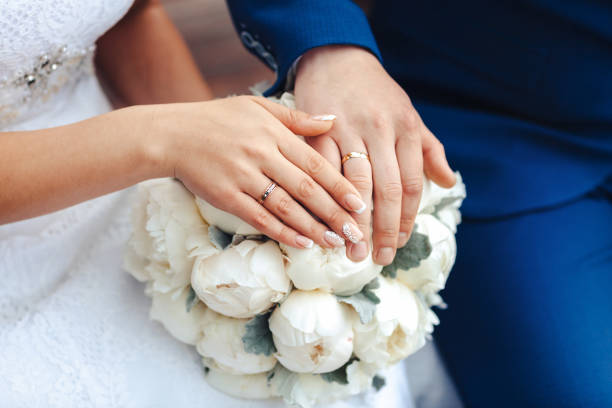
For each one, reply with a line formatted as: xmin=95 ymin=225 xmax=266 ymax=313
xmin=225 ymin=0 xmax=612 ymax=218
xmin=435 ymin=186 xmax=612 ymax=406
xmin=226 ymin=0 xmax=381 ymax=91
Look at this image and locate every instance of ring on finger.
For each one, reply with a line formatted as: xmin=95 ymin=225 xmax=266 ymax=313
xmin=341 ymin=152 xmax=370 ymax=165
xmin=259 ymin=182 xmax=277 ymax=204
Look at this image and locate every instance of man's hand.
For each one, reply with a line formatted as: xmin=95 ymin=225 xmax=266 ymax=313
xmin=294 ymin=45 xmax=456 ymax=265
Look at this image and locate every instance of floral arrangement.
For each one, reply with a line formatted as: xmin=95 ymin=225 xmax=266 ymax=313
xmin=123 ymin=94 xmax=466 ymax=408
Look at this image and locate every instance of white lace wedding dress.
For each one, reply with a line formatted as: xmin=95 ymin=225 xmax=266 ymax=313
xmin=0 ymin=1 xmax=460 ymax=407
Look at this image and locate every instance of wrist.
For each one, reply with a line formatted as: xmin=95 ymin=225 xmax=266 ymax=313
xmin=119 ymin=104 xmax=175 ymax=180
xmin=296 ymin=45 xmax=380 ymax=81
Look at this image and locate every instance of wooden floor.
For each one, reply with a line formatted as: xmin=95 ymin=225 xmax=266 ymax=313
xmin=161 ymin=0 xmax=275 ymax=97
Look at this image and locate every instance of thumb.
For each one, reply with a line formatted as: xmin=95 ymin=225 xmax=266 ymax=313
xmin=249 ymin=96 xmax=336 ymax=136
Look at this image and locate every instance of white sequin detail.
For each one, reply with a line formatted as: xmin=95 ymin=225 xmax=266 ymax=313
xmin=0 ymin=45 xmax=95 ymax=127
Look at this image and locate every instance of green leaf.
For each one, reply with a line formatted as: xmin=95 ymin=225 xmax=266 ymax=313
xmin=381 ymin=228 xmax=432 ymax=278
xmin=231 ymin=234 xmax=269 ymax=246
xmin=433 ymin=196 xmax=462 ymax=215
xmin=242 ymin=311 xmax=277 ymax=356
xmin=337 ymin=279 xmax=380 ymax=324
xmin=320 ymin=356 xmax=358 ymax=385
xmin=185 ymin=286 xmax=198 ymax=312
xmin=208 ymin=225 xmax=232 ymax=250
xmin=372 ymin=375 xmax=386 ymax=391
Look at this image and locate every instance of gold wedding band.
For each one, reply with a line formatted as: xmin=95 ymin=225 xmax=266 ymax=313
xmin=259 ymin=182 xmax=277 ymax=204
xmin=341 ymin=152 xmax=370 ymax=165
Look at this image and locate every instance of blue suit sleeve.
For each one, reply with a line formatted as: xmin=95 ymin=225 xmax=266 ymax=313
xmin=226 ymin=0 xmax=381 ymax=95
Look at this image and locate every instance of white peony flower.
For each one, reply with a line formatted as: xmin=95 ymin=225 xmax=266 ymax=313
xmin=195 ymin=197 xmax=260 ymax=235
xmin=204 ymin=368 xmax=277 ymax=400
xmin=280 ymin=244 xmax=382 ymax=296
xmin=191 ymin=240 xmax=291 ymax=318
xmin=196 ymin=308 xmax=277 ymax=375
xmin=269 ymin=290 xmax=354 ymax=374
xmin=125 ymin=178 xmax=208 ymax=293
xmin=149 ymin=286 xmax=206 ymax=345
xmin=353 ymin=277 xmax=438 ymax=367
xmin=397 ymin=214 xmax=456 ymax=295
xmin=418 ymin=172 xmax=466 ymax=232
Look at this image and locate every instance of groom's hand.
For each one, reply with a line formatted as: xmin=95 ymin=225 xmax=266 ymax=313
xmin=295 ymin=45 xmax=456 ymax=265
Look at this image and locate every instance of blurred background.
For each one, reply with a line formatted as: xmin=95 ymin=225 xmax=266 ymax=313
xmin=161 ymin=0 xmax=274 ymax=96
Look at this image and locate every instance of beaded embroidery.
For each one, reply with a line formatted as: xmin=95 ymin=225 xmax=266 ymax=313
xmin=0 ymin=44 xmax=96 ymax=127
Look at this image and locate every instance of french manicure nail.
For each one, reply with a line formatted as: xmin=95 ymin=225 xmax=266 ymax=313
xmin=376 ymin=247 xmax=395 ymax=265
xmin=342 ymin=222 xmax=363 ymax=244
xmin=351 ymin=241 xmax=369 ymax=260
xmin=344 ymin=194 xmax=367 ymax=214
xmin=311 ymin=114 xmax=336 ymax=121
xmin=296 ymin=235 xmax=314 ymax=249
xmin=324 ymin=230 xmax=345 ymax=247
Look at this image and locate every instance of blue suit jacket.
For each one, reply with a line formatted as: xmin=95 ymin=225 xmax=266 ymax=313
xmin=227 ymin=0 xmax=612 ymax=217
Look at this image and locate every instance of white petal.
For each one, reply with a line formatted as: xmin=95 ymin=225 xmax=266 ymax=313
xmin=195 ymin=197 xmax=260 ymax=235
xmin=205 ymin=369 xmax=276 ymax=400
xmin=149 ymin=286 xmax=206 ymax=345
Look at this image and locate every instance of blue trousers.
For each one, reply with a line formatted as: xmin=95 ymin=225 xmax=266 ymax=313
xmin=435 ymin=186 xmax=612 ymax=407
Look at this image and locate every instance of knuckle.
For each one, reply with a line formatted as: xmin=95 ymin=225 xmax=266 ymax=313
xmin=381 ymin=182 xmax=403 ymax=202
xmin=275 ymin=196 xmax=292 ymax=217
xmin=399 ymin=109 xmax=421 ymax=131
xmin=212 ymin=188 xmax=235 ymax=204
xmin=287 ymin=109 xmax=303 ymax=126
xmin=371 ymin=113 xmax=390 ymax=132
xmin=376 ymin=226 xmax=399 ymax=240
xmin=277 ymin=225 xmax=293 ymax=243
xmin=435 ymin=139 xmax=446 ymax=154
xmin=400 ymin=214 xmax=416 ymax=230
xmin=243 ymin=144 xmax=268 ymax=161
xmin=297 ymin=177 xmax=316 ymax=199
xmin=250 ymin=209 xmax=270 ymax=231
xmin=326 ymin=209 xmax=344 ymax=228
xmin=347 ymin=173 xmax=371 ymax=192
xmin=306 ymin=152 xmax=325 ymax=175
xmin=401 ymin=177 xmax=423 ymax=196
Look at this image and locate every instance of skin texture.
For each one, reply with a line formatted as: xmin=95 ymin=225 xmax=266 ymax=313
xmin=0 ymin=1 xmax=366 ymax=252
xmin=295 ymin=45 xmax=457 ymax=265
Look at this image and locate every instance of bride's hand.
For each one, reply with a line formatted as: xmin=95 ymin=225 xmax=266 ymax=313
xmin=146 ymin=96 xmax=367 ymax=250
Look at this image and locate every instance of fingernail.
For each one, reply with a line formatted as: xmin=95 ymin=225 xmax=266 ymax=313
xmin=344 ymin=194 xmax=367 ymax=214
xmin=342 ymin=222 xmax=363 ymax=244
xmin=397 ymin=232 xmax=409 ymax=247
xmin=295 ymin=235 xmax=314 ymax=249
xmin=351 ymin=241 xmax=369 ymax=260
xmin=311 ymin=114 xmax=336 ymax=121
xmin=376 ymin=247 xmax=395 ymax=265
xmin=324 ymin=230 xmax=345 ymax=247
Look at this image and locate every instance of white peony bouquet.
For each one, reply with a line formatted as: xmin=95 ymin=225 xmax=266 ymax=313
xmin=123 ymin=93 xmax=466 ymax=408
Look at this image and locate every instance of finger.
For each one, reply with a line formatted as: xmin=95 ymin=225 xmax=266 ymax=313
xmin=248 ymin=96 xmax=336 ymax=136
xmin=395 ymin=135 xmax=424 ymax=248
xmin=422 ymin=128 xmax=456 ymax=188
xmin=246 ymin=175 xmax=337 ymax=249
xmin=278 ymin=136 xmax=367 ymax=214
xmin=263 ymin=154 xmax=363 ymax=249
xmin=305 ymin=135 xmax=342 ymax=171
xmin=367 ymin=137 xmax=403 ymax=266
xmin=337 ymin=140 xmax=373 ymax=262
xmin=227 ymin=192 xmax=312 ymax=249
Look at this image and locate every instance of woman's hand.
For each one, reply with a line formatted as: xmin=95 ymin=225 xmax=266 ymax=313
xmin=147 ymin=95 xmax=368 ymax=251
xmin=294 ymin=46 xmax=456 ymax=265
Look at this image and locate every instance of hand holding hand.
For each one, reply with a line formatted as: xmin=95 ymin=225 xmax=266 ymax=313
xmin=294 ymin=46 xmax=456 ymax=265
xmin=147 ymin=96 xmax=366 ymax=251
